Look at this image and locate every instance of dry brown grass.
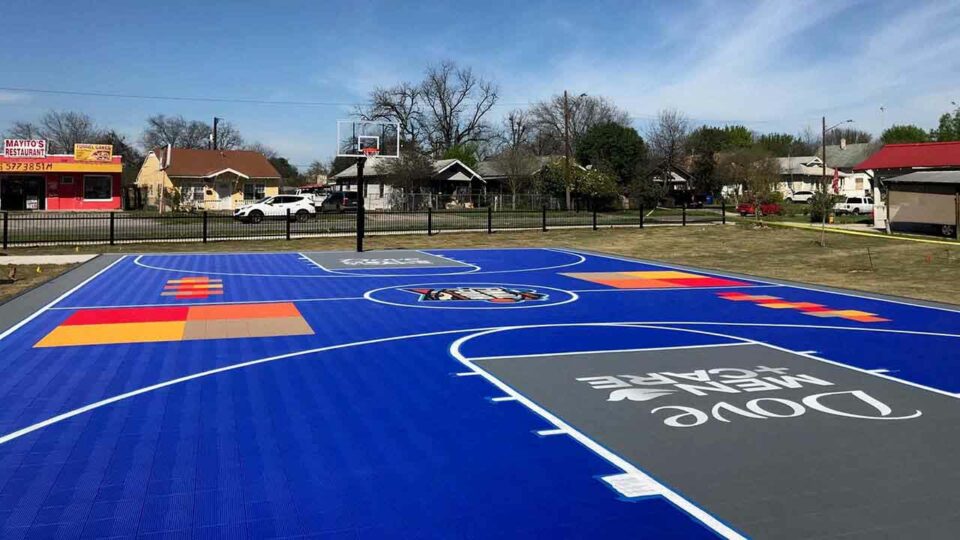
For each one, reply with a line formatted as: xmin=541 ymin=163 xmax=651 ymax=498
xmin=0 ymin=264 xmax=76 ymax=304
xmin=5 ymin=224 xmax=959 ymax=304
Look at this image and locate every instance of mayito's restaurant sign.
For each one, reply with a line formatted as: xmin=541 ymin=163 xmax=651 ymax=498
xmin=3 ymin=139 xmax=47 ymax=158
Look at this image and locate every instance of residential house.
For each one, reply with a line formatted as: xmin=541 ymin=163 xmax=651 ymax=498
xmin=135 ymin=148 xmax=281 ymax=211
xmin=853 ymin=141 xmax=960 ymax=232
xmin=333 ymin=157 xmax=484 ymax=209
xmin=819 ymin=141 xmax=880 ymax=197
xmin=775 ymin=156 xmax=844 ymax=200
xmin=476 ymin=155 xmax=582 ymax=208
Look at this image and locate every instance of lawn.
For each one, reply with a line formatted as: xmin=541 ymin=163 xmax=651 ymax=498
xmin=0 ymin=264 xmax=76 ymax=304
xmin=5 ymin=223 xmax=958 ymax=305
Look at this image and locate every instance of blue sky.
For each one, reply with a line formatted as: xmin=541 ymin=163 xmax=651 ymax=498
xmin=1 ymin=0 xmax=958 ymax=167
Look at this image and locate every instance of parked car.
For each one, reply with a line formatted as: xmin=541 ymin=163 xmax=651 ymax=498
xmin=785 ymin=191 xmax=815 ymax=204
xmin=737 ymin=202 xmax=782 ymax=216
xmin=833 ymin=197 xmax=874 ymax=215
xmin=319 ymin=191 xmax=359 ymax=213
xmin=295 ymin=186 xmax=333 ymax=208
xmin=234 ymin=195 xmax=316 ymax=224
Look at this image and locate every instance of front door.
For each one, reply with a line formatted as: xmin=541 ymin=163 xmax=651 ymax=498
xmin=0 ymin=175 xmax=46 ymax=210
xmin=216 ymin=182 xmax=233 ymax=210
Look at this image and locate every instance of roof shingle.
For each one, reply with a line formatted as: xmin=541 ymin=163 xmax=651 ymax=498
xmin=155 ymin=148 xmax=280 ymax=179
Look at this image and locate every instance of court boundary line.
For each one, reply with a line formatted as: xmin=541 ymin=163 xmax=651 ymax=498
xmin=0 ymin=255 xmax=126 ymax=344
xmin=49 ymin=296 xmax=366 ymax=310
xmin=469 ymin=341 xmax=748 ymax=361
xmin=560 ymin=247 xmax=960 ymax=314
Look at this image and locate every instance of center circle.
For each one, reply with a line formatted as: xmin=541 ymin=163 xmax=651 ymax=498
xmin=363 ymin=282 xmax=578 ymax=310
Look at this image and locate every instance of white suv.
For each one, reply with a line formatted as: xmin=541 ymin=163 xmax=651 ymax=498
xmin=833 ymin=196 xmax=874 ymax=215
xmin=234 ymin=195 xmax=316 ymax=223
xmin=786 ymin=191 xmax=815 ymax=204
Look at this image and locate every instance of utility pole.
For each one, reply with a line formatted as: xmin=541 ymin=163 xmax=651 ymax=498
xmin=212 ymin=117 xmax=221 ymax=151
xmin=563 ymin=90 xmax=571 ymax=210
xmin=821 ymin=116 xmax=827 ymax=247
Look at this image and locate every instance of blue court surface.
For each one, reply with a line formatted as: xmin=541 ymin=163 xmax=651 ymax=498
xmin=1 ymin=247 xmax=959 ymax=539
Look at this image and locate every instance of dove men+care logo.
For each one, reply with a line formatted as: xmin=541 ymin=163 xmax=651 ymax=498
xmin=405 ymin=286 xmax=547 ymax=304
xmin=576 ymin=364 xmax=922 ymax=428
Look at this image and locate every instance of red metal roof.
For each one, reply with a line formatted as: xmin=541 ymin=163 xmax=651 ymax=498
xmin=853 ymin=141 xmax=960 ymax=171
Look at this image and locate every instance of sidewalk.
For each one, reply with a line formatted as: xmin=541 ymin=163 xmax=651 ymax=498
xmin=0 ymin=254 xmax=97 ymax=265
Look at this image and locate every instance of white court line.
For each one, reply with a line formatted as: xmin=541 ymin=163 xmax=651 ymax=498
xmin=48 ymin=297 xmax=365 ymax=310
xmin=491 ymin=396 xmax=517 ymax=402
xmin=469 ymin=342 xmax=749 ymax=362
xmin=559 ymin=247 xmax=960 ymax=314
xmin=799 ymin=350 xmax=818 ymax=354
xmin=869 ymin=368 xmax=891 ymax=374
xmin=297 ymin=252 xmax=325 ymax=271
xmin=536 ymin=429 xmax=566 ymax=436
xmin=450 ymin=323 xmax=752 ymax=540
xmin=3 ymin=320 xmax=957 ymax=448
xmin=0 ymin=256 xmax=126 ymax=344
xmin=455 ymin=372 xmax=481 ymax=377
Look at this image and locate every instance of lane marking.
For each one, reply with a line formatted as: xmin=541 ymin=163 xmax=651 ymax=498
xmin=561 ymin=248 xmax=960 ymax=314
xmin=869 ymin=368 xmax=891 ymax=373
xmin=570 ymin=285 xmax=781 ymax=293
xmin=468 ymin=342 xmax=749 ymax=362
xmin=455 ymin=372 xmax=481 ymax=377
xmin=536 ymin=429 xmax=566 ymax=436
xmin=491 ymin=396 xmax=517 ymax=402
xmin=0 ymin=256 xmax=126 ymax=344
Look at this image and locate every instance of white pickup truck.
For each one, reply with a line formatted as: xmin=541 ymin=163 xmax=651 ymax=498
xmin=833 ymin=196 xmax=874 ymax=215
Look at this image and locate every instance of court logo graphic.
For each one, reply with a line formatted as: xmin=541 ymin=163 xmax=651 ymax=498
xmin=577 ymin=365 xmax=922 ymax=428
xmin=405 ymin=286 xmax=547 ymax=304
xmin=340 ymin=257 xmax=432 ymax=266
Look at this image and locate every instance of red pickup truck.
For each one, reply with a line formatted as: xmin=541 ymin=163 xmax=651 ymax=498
xmin=736 ymin=202 xmax=782 ymax=217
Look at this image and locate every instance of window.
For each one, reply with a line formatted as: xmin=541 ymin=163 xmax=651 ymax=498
xmin=243 ymin=183 xmax=265 ymax=202
xmin=83 ymin=175 xmax=112 ymax=200
xmin=181 ymin=183 xmax=204 ymax=202
xmin=848 ymin=198 xmax=861 ymax=204
xmin=855 ymin=178 xmax=863 ymax=190
xmin=61 ymin=176 xmax=74 ymax=185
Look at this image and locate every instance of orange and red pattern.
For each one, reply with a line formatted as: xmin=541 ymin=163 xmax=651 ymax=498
xmin=35 ymin=302 xmax=313 ymax=348
xmin=162 ymin=276 xmax=223 ymax=299
xmin=562 ymin=270 xmax=749 ymax=289
xmin=717 ymin=291 xmax=890 ymax=323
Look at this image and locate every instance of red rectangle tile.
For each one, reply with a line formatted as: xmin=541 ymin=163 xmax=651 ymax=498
xmin=62 ymin=306 xmax=190 ymax=326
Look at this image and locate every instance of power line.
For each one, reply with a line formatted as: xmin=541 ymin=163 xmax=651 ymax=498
xmin=0 ymin=85 xmax=534 ymax=108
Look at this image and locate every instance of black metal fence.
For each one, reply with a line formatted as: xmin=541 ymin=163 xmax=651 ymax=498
xmin=1 ymin=204 xmax=725 ymax=248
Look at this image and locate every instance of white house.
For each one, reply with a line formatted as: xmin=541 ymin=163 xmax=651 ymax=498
xmin=333 ymin=157 xmax=485 ymax=210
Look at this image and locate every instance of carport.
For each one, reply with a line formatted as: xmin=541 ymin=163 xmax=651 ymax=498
xmin=884 ymin=170 xmax=960 ymax=239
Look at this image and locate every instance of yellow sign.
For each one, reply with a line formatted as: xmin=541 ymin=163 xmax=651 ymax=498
xmin=74 ymin=144 xmax=114 ymax=162
xmin=0 ymin=162 xmax=120 ymax=173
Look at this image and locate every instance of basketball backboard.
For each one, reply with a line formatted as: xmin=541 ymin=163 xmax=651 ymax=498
xmin=337 ymin=120 xmax=400 ymax=158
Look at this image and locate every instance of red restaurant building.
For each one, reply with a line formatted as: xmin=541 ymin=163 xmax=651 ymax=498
xmin=0 ymin=140 xmax=122 ymax=211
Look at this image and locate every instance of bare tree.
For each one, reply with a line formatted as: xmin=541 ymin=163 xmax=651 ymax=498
xmin=528 ymin=95 xmax=631 ymax=156
xmin=141 ymin=115 xmax=243 ymax=150
xmin=646 ymin=109 xmax=690 ymax=171
xmin=244 ymin=141 xmax=278 ymax=159
xmin=5 ymin=121 xmax=42 ymax=141
xmin=420 ymin=60 xmax=499 ymax=154
xmin=360 ymin=61 xmax=499 ymax=156
xmin=359 ymin=82 xmax=423 ymax=149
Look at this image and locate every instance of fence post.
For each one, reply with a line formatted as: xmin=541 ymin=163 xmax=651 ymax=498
xmin=286 ymin=208 xmax=291 ymax=240
xmin=721 ymin=198 xmax=726 ymax=225
xmin=955 ymin=192 xmax=959 ymax=241
xmin=639 ymin=203 xmax=644 ymax=229
xmin=109 ymin=212 xmax=115 ymax=245
xmin=487 ymin=205 xmax=493 ymax=234
xmin=427 ymin=207 xmax=433 ymax=236
xmin=2 ymin=211 xmax=7 ymax=250
xmin=592 ymin=204 xmax=598 ymax=231
xmin=542 ymin=204 xmax=547 ymax=232
xmin=682 ymin=203 xmax=687 ymax=226
xmin=202 ymin=211 xmax=208 ymax=243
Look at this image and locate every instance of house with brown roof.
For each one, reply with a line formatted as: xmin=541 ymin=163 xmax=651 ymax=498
xmin=134 ymin=147 xmax=281 ymax=211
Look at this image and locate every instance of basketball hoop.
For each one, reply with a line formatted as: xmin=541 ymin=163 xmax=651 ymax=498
xmin=361 ymin=147 xmax=379 ymax=157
